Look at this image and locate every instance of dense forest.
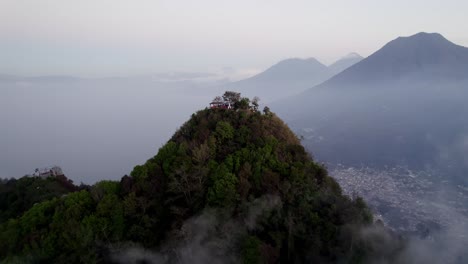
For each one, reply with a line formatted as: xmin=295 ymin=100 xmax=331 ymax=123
xmin=0 ymin=92 xmax=404 ymax=263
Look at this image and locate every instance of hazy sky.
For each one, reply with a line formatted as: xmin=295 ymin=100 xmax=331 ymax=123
xmin=1 ymin=0 xmax=468 ymax=77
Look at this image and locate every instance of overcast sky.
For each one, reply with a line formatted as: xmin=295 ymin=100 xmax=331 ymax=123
xmin=1 ymin=0 xmax=468 ymax=77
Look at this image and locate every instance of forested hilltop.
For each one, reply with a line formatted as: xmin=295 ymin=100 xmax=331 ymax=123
xmin=0 ymin=92 xmax=403 ymax=263
xmin=0 ymin=174 xmax=80 ymax=224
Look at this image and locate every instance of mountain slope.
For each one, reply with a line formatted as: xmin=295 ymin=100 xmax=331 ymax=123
xmin=273 ymin=33 xmax=468 ymax=238
xmin=225 ymin=58 xmax=332 ymax=102
xmin=275 ymin=32 xmax=468 ymax=181
xmin=245 ymin=57 xmax=329 ymax=82
xmin=0 ymin=95 xmax=401 ymax=263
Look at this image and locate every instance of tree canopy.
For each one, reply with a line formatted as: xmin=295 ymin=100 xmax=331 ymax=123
xmin=0 ymin=92 xmax=403 ymax=263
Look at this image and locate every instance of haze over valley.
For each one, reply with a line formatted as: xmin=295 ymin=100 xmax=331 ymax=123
xmin=0 ymin=52 xmax=364 ymax=183
xmin=2 ymin=1 xmax=468 ymax=263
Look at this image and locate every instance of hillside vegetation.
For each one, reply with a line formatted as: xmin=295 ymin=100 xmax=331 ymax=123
xmin=0 ymin=92 xmax=402 ymax=263
xmin=0 ymin=175 xmax=79 ymax=224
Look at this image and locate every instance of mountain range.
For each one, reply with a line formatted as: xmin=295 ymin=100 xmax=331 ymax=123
xmin=320 ymin=32 xmax=468 ymax=86
xmin=270 ymin=33 xmax=468 ymax=249
xmin=275 ymin=31 xmax=468 ymax=185
xmin=222 ymin=53 xmax=363 ymax=102
xmin=1 ymin=31 xmax=468 ymax=262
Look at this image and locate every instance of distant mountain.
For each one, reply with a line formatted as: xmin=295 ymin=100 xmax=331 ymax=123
xmin=323 ymin=32 xmax=468 ymax=86
xmin=223 ymin=58 xmax=332 ymax=102
xmin=271 ymin=33 xmax=468 ymax=249
xmin=328 ymin=52 xmax=363 ymax=75
xmin=274 ymin=32 xmax=468 ymax=186
xmin=244 ymin=57 xmax=329 ymax=82
xmin=223 ymin=55 xmax=362 ymax=103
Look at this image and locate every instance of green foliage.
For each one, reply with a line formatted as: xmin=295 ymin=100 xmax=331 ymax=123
xmin=355 ymin=196 xmax=374 ymax=224
xmin=91 ymin=180 xmax=120 ymax=201
xmin=0 ymin=176 xmax=77 ymax=223
xmin=154 ymin=141 xmax=180 ymax=175
xmin=130 ymin=164 xmax=147 ymax=179
xmin=222 ymin=91 xmax=241 ymax=105
xmin=236 ymin=97 xmax=251 ymax=110
xmin=242 ymin=235 xmax=262 ymax=264
xmin=215 ymin=121 xmax=234 ymax=140
xmin=251 ymin=96 xmax=260 ymax=112
xmin=0 ymin=92 xmax=399 ymax=263
xmin=207 ymin=164 xmax=238 ymax=207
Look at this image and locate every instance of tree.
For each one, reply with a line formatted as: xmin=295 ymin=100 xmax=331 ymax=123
xmin=207 ymin=164 xmax=238 ymax=207
xmin=236 ymin=97 xmax=250 ymax=110
xmin=215 ymin=121 xmax=234 ymax=140
xmin=212 ymin=96 xmax=223 ymax=103
xmin=222 ymin=91 xmax=241 ymax=105
xmin=252 ymin=96 xmax=260 ymax=112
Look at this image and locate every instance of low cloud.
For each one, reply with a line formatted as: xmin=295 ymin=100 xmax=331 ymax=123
xmin=111 ymin=195 xmax=281 ymax=264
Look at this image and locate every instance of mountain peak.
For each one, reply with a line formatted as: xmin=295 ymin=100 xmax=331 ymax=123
xmin=273 ymin=57 xmax=325 ymax=68
xmin=243 ymin=57 xmax=329 ymax=83
xmin=328 ymin=53 xmax=364 ymax=75
xmin=322 ymin=32 xmax=468 ymax=85
xmin=341 ymin=52 xmax=363 ymax=60
xmin=398 ymin=32 xmax=446 ymax=41
xmin=228 ymin=57 xmax=332 ymax=102
xmin=389 ymin=32 xmax=453 ymax=48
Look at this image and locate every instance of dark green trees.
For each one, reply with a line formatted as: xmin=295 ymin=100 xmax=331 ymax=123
xmin=0 ymin=175 xmax=79 ymax=223
xmin=0 ymin=93 xmax=401 ymax=263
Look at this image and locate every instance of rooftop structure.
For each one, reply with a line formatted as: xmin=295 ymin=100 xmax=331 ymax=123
xmin=32 ymin=166 xmax=64 ymax=178
xmin=210 ymin=101 xmax=232 ymax=109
